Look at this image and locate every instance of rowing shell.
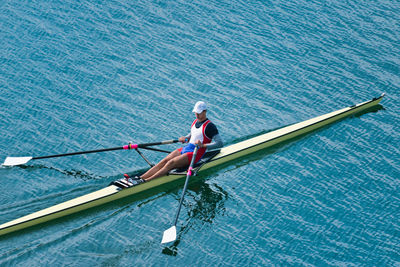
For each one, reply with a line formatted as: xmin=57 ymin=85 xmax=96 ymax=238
xmin=0 ymin=94 xmax=385 ymax=237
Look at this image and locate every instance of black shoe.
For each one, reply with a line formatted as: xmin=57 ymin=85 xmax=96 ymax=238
xmin=131 ymin=178 xmax=145 ymax=185
xmin=110 ymin=174 xmax=145 ymax=188
xmin=133 ymin=175 xmax=142 ymax=180
xmin=124 ymin=174 xmax=143 ymax=180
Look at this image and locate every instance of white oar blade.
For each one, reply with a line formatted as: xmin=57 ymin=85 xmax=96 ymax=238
xmin=2 ymin=157 xmax=33 ymax=166
xmin=161 ymin=226 xmax=177 ymax=244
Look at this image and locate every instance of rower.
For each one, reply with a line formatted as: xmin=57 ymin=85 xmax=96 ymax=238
xmin=126 ymin=101 xmax=223 ymax=184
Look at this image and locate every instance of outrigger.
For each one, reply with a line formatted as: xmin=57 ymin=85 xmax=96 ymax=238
xmin=0 ymin=94 xmax=385 ymax=237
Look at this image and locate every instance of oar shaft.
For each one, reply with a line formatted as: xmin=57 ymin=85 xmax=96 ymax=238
xmin=173 ymin=145 xmax=199 ymax=226
xmin=33 ymin=146 xmax=124 ymax=160
xmin=32 ymin=139 xmax=179 ymax=160
xmin=4 ymin=139 xmax=180 ymax=167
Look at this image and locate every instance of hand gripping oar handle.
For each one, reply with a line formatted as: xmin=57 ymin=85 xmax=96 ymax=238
xmin=3 ymin=139 xmax=179 ymax=166
xmin=161 ymin=145 xmax=199 ymax=244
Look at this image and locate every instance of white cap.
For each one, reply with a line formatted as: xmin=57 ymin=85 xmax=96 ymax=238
xmin=192 ymin=101 xmax=207 ymax=113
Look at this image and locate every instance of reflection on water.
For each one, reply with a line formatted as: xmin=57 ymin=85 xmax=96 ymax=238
xmin=186 ymin=182 xmax=228 ymax=223
xmin=162 ymin=179 xmax=229 ymax=256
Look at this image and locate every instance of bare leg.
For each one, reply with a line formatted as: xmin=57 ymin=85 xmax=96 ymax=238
xmin=144 ymin=154 xmax=189 ymax=181
xmin=140 ymin=149 xmax=181 ymax=179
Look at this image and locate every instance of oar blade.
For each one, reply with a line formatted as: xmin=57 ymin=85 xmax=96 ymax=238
xmin=161 ymin=226 xmax=177 ymax=244
xmin=2 ymin=156 xmax=33 ymax=166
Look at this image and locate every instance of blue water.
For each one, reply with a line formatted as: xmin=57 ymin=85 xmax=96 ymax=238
xmin=1 ymin=0 xmax=399 ymax=265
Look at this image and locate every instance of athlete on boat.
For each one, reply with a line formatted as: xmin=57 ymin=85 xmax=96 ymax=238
xmin=126 ymin=101 xmax=223 ymax=184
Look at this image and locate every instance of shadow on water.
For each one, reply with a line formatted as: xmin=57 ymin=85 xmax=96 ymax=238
xmin=9 ymin=164 xmax=106 ymax=180
xmin=354 ymin=104 xmax=384 ymax=117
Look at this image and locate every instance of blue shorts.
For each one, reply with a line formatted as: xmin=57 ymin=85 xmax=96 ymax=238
xmin=178 ymin=143 xmax=206 ymax=164
xmin=180 ymin=143 xmax=196 ymax=154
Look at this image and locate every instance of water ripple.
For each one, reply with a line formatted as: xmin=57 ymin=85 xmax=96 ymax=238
xmin=1 ymin=0 xmax=399 ymax=265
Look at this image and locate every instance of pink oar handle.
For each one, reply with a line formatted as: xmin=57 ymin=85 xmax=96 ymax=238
xmin=123 ymin=144 xmax=138 ymax=150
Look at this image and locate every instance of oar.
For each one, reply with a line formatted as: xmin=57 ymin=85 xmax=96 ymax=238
xmin=3 ymin=139 xmax=179 ymax=166
xmin=161 ymin=145 xmax=199 ymax=244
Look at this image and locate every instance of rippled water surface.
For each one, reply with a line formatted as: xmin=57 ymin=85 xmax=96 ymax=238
xmin=0 ymin=0 xmax=399 ymax=265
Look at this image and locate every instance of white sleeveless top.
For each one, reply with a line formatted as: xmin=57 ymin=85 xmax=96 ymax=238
xmin=189 ymin=119 xmax=211 ymax=145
